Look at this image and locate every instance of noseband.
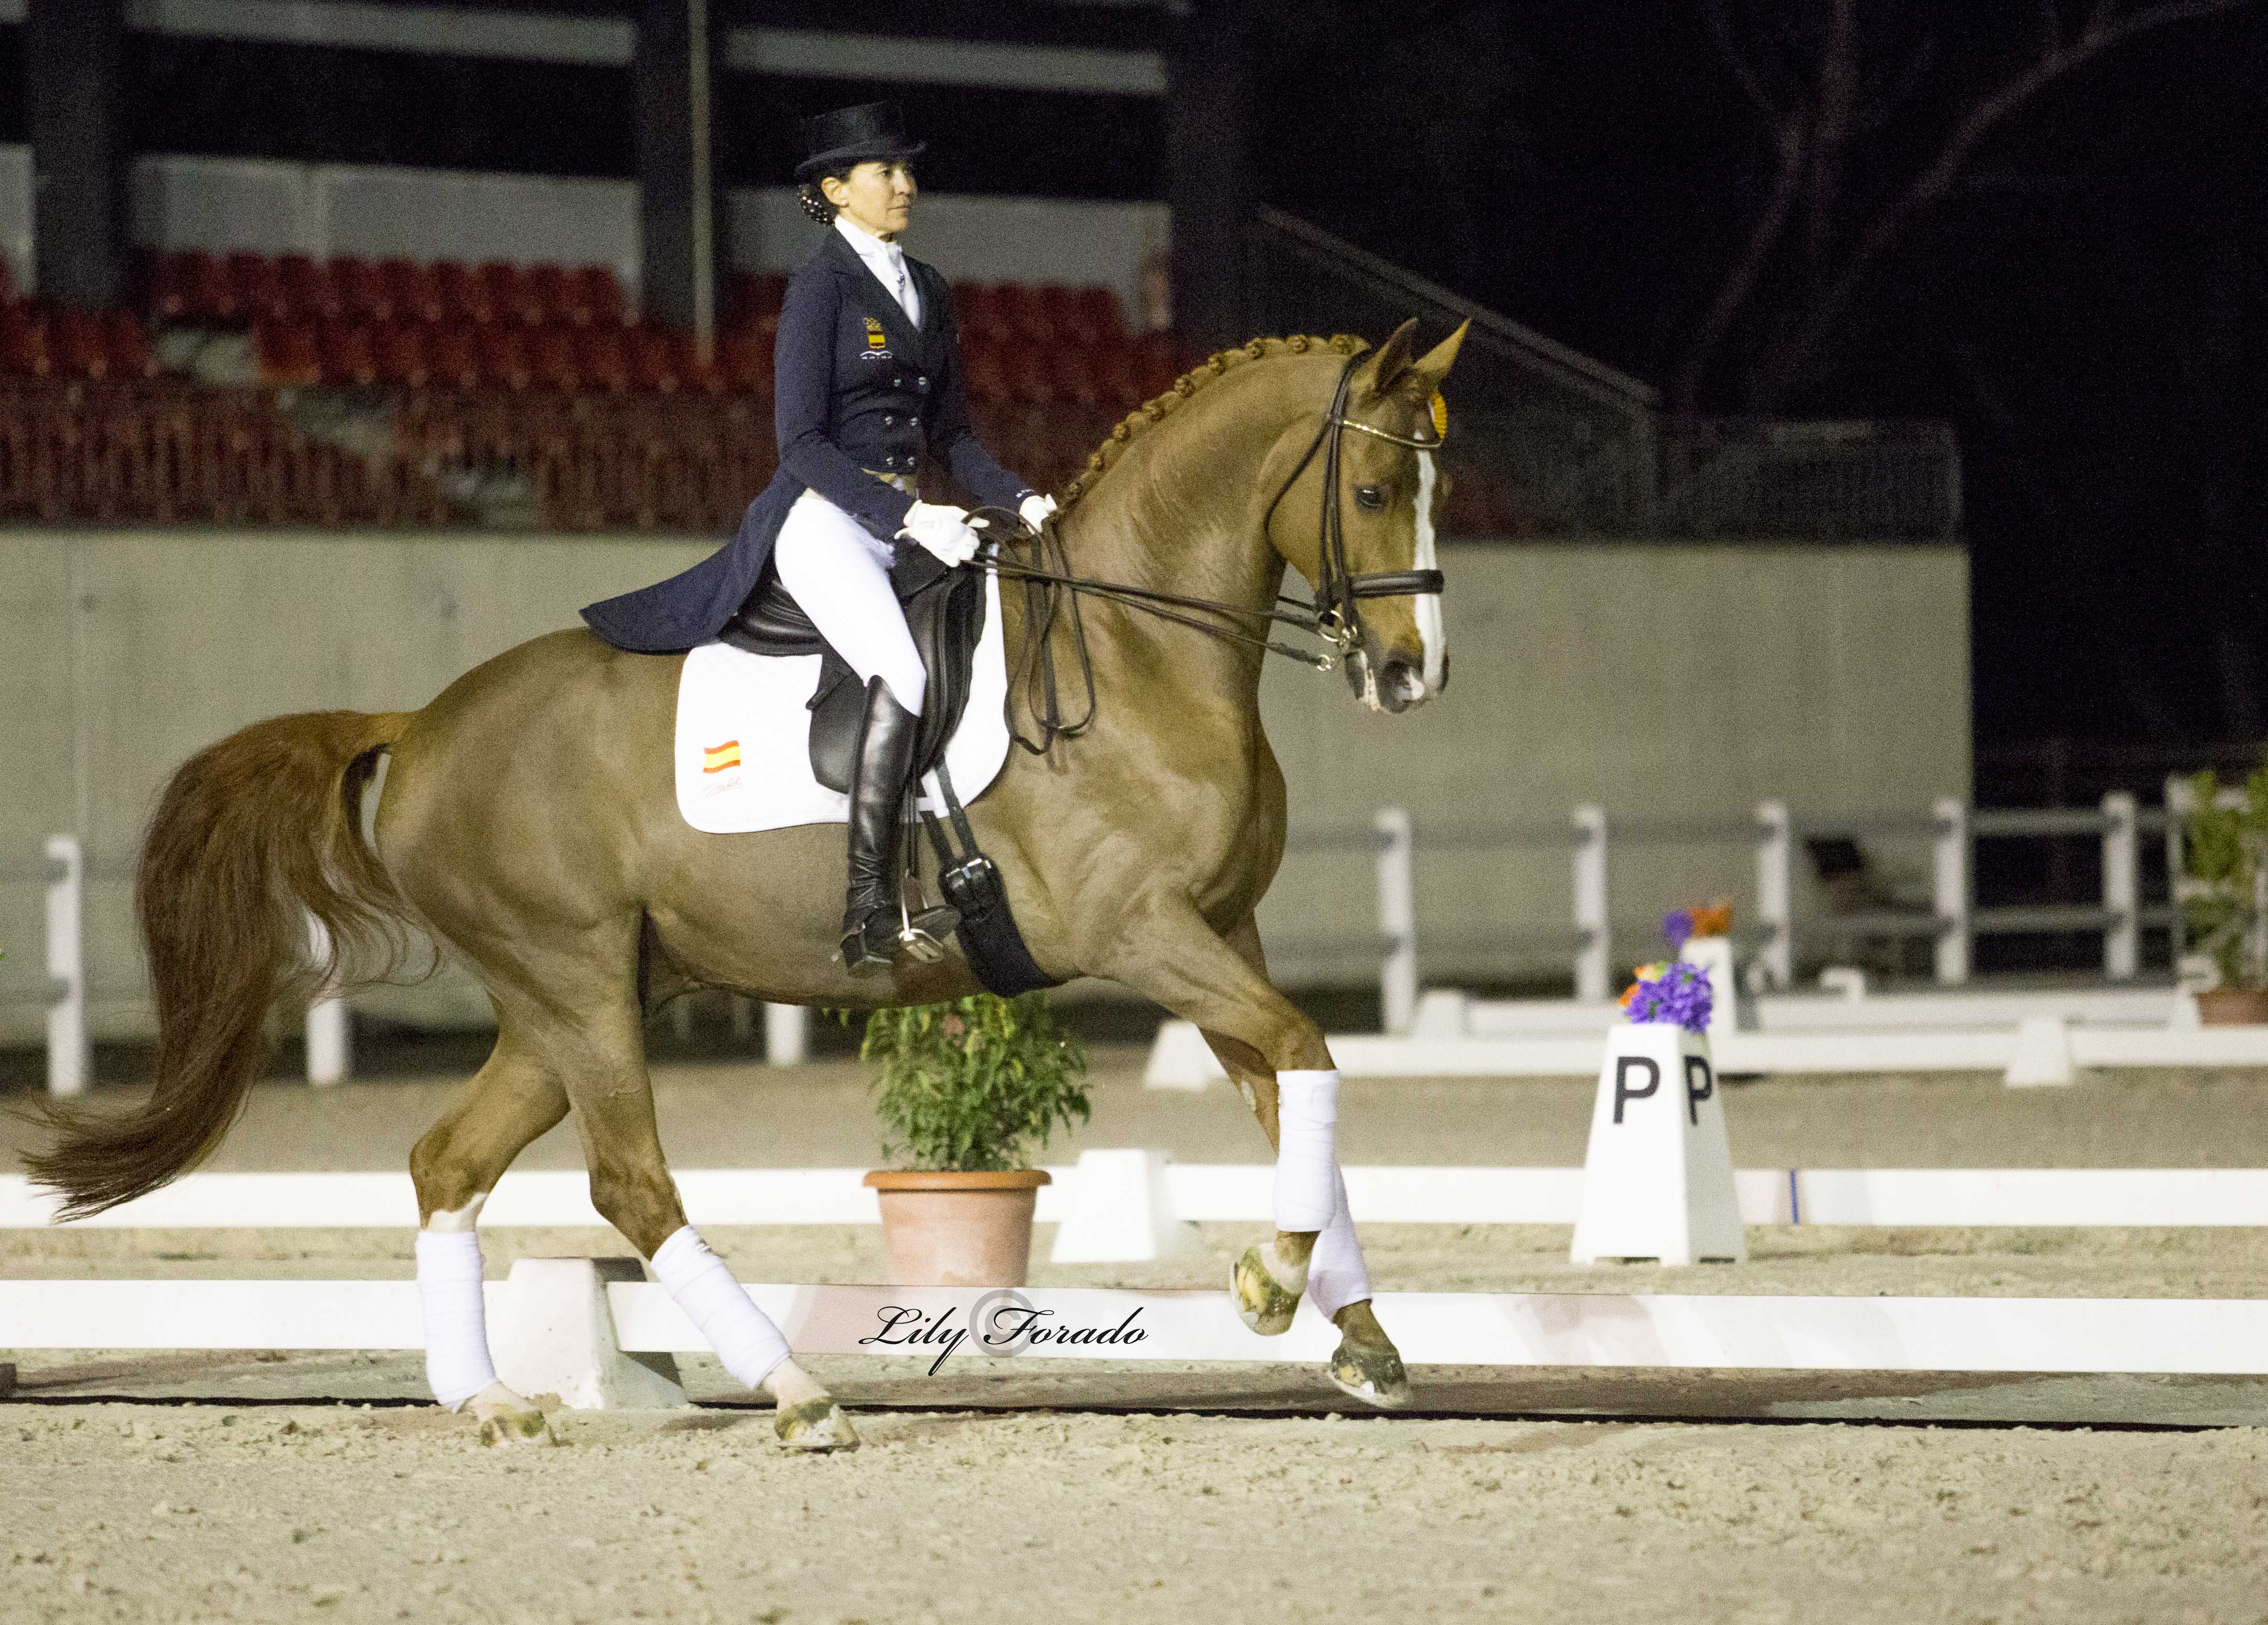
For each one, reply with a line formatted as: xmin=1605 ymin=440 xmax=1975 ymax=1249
xmin=1262 ymin=352 xmax=1448 ymax=663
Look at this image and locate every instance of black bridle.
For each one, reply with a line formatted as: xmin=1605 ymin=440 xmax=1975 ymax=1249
xmin=974 ymin=350 xmax=1448 ymax=752
xmin=1258 ymin=351 xmax=1448 ymax=668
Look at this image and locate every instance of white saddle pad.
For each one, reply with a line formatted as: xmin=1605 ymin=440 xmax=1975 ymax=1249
xmin=673 ymin=573 xmax=1011 ymax=834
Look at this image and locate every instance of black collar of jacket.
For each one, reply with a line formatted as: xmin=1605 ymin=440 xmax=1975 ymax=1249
xmin=821 ymin=226 xmax=936 ymax=370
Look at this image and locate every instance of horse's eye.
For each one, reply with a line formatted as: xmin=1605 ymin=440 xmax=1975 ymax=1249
xmin=1354 ymin=485 xmax=1386 ymax=511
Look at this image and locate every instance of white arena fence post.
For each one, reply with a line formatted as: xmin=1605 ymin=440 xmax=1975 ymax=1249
xmin=1572 ymin=803 xmax=1609 ymax=1002
xmin=1932 ymin=797 xmax=1970 ymax=986
xmin=2101 ymin=791 xmax=2139 ymax=982
xmin=1374 ymin=806 xmax=1416 ymax=1035
xmin=2164 ymin=774 xmax=2191 ymax=968
xmin=1754 ymin=800 xmax=1793 ymax=991
xmin=304 ymin=911 xmax=350 ymax=1086
xmin=764 ymin=1002 xmax=807 ymax=1066
xmin=45 ymin=834 xmax=89 ymax=1099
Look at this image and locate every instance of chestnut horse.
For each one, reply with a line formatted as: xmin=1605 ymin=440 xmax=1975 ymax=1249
xmin=29 ymin=320 xmax=1468 ymax=1444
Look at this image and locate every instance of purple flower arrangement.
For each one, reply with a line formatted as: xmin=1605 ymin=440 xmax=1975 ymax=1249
xmin=1618 ymin=960 xmax=1714 ymax=1034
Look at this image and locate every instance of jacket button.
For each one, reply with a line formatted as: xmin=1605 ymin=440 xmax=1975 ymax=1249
xmin=918 ymin=375 xmax=928 ymax=388
xmin=883 ymin=414 xmax=895 ymax=425
xmin=908 ymin=415 xmax=919 ymax=427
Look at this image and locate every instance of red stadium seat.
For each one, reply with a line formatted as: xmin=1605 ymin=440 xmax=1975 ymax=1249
xmin=426 ymin=322 xmax=482 ymax=389
xmin=528 ymin=263 xmax=580 ymax=327
xmin=1129 ymin=332 xmax=1186 ymax=400
xmin=671 ymin=332 xmax=721 ymax=393
xmin=1003 ymin=345 xmax=1061 ymax=405
xmin=148 ymin=250 xmax=236 ymax=322
xmin=726 ymin=270 xmax=787 ymax=331
xmin=959 ymin=336 xmax=1014 ymax=407
xmin=333 ymin=257 xmax=387 ymax=322
xmin=255 ymin=319 xmax=322 ymax=386
xmin=575 ymin=324 xmax=631 ymax=393
xmin=373 ymin=321 xmax=430 ymax=388
xmin=229 ymin=252 xmax=290 ymax=325
xmin=531 ymin=325 xmax=580 ymax=391
xmin=104 ymin=312 xmax=157 ymax=379
xmin=435 ymin=261 xmax=490 ymax=326
xmin=715 ymin=328 xmax=772 ymax=394
xmin=0 ymin=256 xmax=11 ymax=304
xmin=995 ymin=284 xmax=1051 ymax=344
xmin=482 ymin=260 xmax=545 ymax=327
xmin=572 ymin=265 xmax=627 ymax=328
xmin=1067 ymin=286 xmax=1126 ymax=344
xmin=278 ymin=255 xmax=342 ymax=322
xmin=379 ymin=259 xmax=444 ymax=324
xmin=626 ymin=326 xmax=681 ymax=392
xmin=475 ymin=322 xmax=531 ymax=388
xmin=954 ymin=282 xmax=1013 ymax=346
xmin=52 ymin=309 xmax=112 ymax=379
xmin=1049 ymin=344 xmax=1107 ymax=408
xmin=1 ymin=304 xmax=51 ymax=376
xmin=320 ymin=322 xmax=378 ymax=387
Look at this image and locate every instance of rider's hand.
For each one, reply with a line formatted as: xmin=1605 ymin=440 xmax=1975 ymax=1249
xmin=897 ymin=500 xmax=988 ymax=568
xmin=1018 ymin=493 xmax=1059 ymax=533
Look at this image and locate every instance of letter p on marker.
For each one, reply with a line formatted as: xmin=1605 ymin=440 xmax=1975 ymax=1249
xmin=1612 ymin=1056 xmax=1660 ymax=1124
xmin=1684 ymin=1054 xmax=1714 ymax=1125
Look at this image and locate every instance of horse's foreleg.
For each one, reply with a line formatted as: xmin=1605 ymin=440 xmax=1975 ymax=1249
xmin=409 ymin=1031 xmax=570 ymax=1444
xmin=1096 ymin=903 xmax=1406 ymax=1404
xmin=558 ymin=996 xmax=857 ymax=1452
xmin=1198 ymin=915 xmax=1408 ymax=1408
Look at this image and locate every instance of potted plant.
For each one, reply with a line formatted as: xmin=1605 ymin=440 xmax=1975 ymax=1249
xmin=2178 ymin=761 xmax=2268 ymax=1025
xmin=859 ymin=993 xmax=1092 ymax=1286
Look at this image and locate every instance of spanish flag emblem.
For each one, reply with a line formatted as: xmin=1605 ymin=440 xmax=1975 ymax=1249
xmin=702 ymin=739 xmax=741 ymax=774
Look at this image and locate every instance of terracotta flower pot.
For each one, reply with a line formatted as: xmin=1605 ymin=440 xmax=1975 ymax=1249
xmin=2197 ymin=987 xmax=2268 ymax=1026
xmin=863 ymin=1169 xmax=1052 ymax=1287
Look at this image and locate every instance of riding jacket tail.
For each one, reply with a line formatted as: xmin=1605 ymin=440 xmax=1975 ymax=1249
xmin=581 ymin=227 xmax=1033 ymax=654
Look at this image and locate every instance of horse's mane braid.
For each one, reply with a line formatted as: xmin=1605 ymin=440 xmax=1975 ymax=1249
xmin=1056 ymin=333 xmax=1369 ymax=512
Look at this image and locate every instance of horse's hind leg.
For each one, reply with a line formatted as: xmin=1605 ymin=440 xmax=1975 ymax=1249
xmin=554 ymin=985 xmax=857 ymax=1452
xmin=408 ymin=1028 xmax=570 ymax=1445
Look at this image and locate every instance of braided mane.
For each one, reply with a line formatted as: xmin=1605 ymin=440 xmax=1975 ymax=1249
xmin=1056 ymin=333 xmax=1369 ymax=512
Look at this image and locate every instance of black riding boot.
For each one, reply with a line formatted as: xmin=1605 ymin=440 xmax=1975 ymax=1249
xmin=840 ymin=676 xmax=958 ymax=974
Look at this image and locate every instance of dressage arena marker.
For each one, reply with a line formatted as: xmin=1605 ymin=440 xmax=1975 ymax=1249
xmin=7 ymin=1161 xmax=2268 ymax=1242
xmin=8 ymin=1270 xmax=2268 ymax=1403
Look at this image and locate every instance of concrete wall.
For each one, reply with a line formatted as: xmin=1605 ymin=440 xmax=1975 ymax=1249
xmin=0 ymin=532 xmax=1967 ymax=1043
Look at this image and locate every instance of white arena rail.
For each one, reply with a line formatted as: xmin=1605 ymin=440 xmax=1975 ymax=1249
xmin=7 ymin=1274 xmax=2267 ymax=1377
xmin=6 ymin=1157 xmax=2266 ymax=1235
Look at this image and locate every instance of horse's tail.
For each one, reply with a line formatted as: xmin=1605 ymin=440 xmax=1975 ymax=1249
xmin=22 ymin=710 xmax=421 ymax=1220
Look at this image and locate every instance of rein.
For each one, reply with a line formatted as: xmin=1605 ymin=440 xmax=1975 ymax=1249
xmin=967 ymin=354 xmax=1450 ymax=755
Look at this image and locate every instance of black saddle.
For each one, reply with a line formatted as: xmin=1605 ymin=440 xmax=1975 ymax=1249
xmin=717 ymin=546 xmax=988 ymax=795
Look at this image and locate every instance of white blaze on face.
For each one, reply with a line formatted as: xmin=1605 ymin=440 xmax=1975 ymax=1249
xmin=1413 ymin=450 xmax=1446 ymax=690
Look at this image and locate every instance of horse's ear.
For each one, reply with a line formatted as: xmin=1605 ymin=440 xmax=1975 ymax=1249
xmin=1354 ymin=318 xmax=1424 ymax=401
xmin=1408 ymin=319 xmax=1470 ymax=390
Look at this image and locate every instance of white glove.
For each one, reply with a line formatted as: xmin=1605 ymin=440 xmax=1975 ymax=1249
xmin=1019 ymin=493 xmax=1059 ymax=532
xmin=896 ymin=500 xmax=988 ymax=568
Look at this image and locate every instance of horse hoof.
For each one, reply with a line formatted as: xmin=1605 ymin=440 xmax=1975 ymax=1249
xmin=1328 ymin=1336 xmax=1410 ymax=1409
xmin=775 ymin=1396 xmax=860 ymax=1452
xmin=468 ymin=1386 xmax=555 ymax=1447
xmin=1232 ymin=1242 xmax=1307 ymax=1337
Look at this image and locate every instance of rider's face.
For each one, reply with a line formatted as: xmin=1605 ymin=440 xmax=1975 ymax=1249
xmin=824 ymin=160 xmax=917 ymax=241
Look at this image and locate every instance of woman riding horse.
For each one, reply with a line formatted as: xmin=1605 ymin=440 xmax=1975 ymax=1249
xmin=583 ymin=100 xmax=1057 ymax=973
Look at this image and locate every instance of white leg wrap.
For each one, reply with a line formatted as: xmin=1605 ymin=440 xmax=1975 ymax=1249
xmin=414 ymin=1228 xmax=499 ymax=1411
xmin=1307 ymin=1165 xmax=1373 ymax=1320
xmin=1273 ymin=1068 xmax=1340 ymax=1232
xmin=652 ymin=1225 xmax=793 ymax=1391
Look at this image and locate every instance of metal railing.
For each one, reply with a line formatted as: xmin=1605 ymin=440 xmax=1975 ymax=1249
xmin=1281 ymin=793 xmax=2174 ymax=1032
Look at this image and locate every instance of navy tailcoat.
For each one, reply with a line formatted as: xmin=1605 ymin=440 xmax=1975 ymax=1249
xmin=581 ymin=228 xmax=1034 ymax=653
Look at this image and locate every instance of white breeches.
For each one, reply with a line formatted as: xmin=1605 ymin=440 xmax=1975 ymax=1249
xmin=772 ymin=487 xmax=927 ymax=712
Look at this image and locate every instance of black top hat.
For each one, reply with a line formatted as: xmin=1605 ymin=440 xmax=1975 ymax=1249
xmin=795 ymin=101 xmax=926 ymax=183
